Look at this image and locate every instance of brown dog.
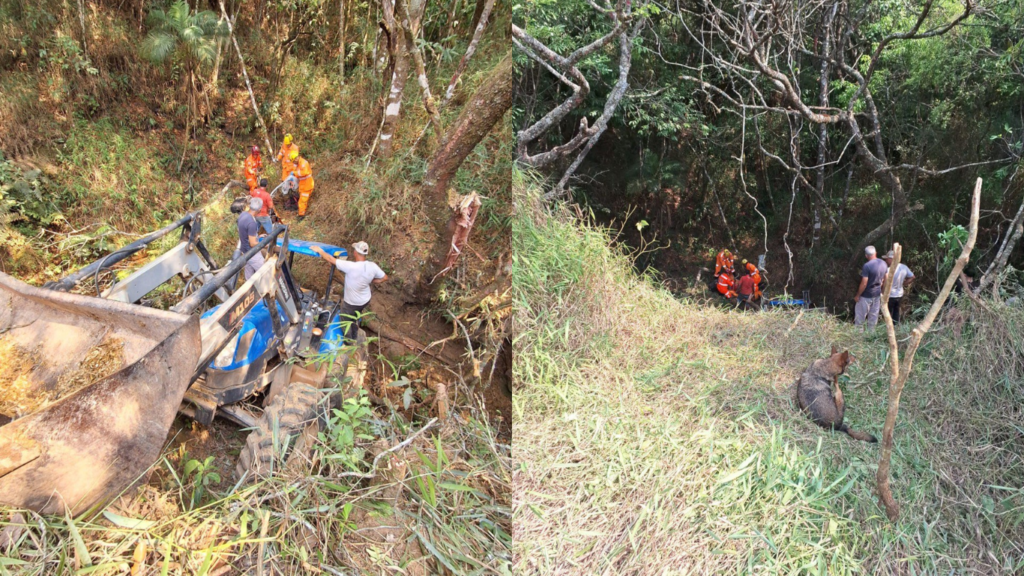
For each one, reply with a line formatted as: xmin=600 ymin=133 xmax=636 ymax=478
xmin=794 ymin=346 xmax=877 ymax=443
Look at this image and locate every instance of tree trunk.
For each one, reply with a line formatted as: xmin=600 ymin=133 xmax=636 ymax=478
xmin=377 ymin=0 xmax=409 ymax=158
xmin=469 ymin=0 xmax=487 ymax=33
xmin=210 ymin=11 xmax=228 ymax=93
xmin=397 ymin=0 xmax=439 ymax=122
xmin=549 ymin=25 xmax=637 ymax=198
xmin=443 ymin=0 xmax=495 ymax=104
xmin=812 ymin=5 xmax=836 ymax=249
xmin=76 ymin=0 xmax=90 ymax=54
xmin=416 ymin=55 xmax=513 ymax=297
xmin=422 ymin=55 xmax=512 ymax=201
xmin=220 ymin=1 xmax=273 ymax=153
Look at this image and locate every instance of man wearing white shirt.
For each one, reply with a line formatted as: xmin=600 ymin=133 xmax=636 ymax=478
xmin=312 ymin=241 xmax=388 ymax=344
xmin=882 ymin=250 xmax=914 ymax=323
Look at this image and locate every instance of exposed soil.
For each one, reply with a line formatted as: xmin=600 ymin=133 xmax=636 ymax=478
xmin=153 ymin=415 xmax=249 ymax=493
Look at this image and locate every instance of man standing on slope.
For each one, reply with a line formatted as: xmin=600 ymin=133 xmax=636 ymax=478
xmin=881 ymin=250 xmax=914 ymax=323
xmin=243 ymin=146 xmax=263 ymax=191
xmin=853 ymin=245 xmax=888 ymax=329
xmin=275 ymin=133 xmax=298 ymax=176
xmin=237 ymin=197 xmax=266 ymax=280
xmin=250 ymin=178 xmax=275 ymax=234
xmin=289 ymin=149 xmax=314 ymax=221
xmin=311 ymin=241 xmax=388 ymax=344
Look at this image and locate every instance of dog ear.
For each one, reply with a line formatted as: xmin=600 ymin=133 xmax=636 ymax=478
xmin=831 ymin=344 xmax=838 ymax=355
xmin=841 ymin=351 xmax=853 ymax=367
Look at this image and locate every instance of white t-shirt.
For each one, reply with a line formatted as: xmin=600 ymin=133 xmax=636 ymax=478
xmin=889 ymin=263 xmax=914 ymax=298
xmin=335 ymin=259 xmax=386 ymax=306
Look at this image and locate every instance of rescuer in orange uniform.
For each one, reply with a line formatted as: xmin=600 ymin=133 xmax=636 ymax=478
xmin=716 ymin=271 xmax=737 ymax=299
xmin=275 ymin=134 xmax=298 ymax=179
xmin=742 ymin=260 xmax=763 ymax=300
xmin=243 ymin=146 xmax=263 ymax=191
xmin=289 ymin=149 xmax=314 ymax=220
xmin=715 ymin=249 xmax=735 ymax=277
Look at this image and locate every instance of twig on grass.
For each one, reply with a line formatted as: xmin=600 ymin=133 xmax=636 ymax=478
xmin=334 ymin=418 xmax=438 ymax=479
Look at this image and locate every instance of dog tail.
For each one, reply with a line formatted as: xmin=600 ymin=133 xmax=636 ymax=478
xmin=837 ymin=423 xmax=877 ymax=443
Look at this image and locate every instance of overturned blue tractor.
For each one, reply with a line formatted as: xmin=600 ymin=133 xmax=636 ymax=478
xmin=0 ymin=213 xmax=366 ymax=515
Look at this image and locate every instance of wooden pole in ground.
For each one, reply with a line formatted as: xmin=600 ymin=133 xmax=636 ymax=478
xmin=219 ymin=1 xmax=274 ymax=154
xmin=875 ymin=177 xmax=982 ymax=520
xmin=339 ymin=0 xmax=346 ymax=84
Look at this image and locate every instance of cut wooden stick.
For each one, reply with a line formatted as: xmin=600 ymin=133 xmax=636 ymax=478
xmin=875 ymin=177 xmax=982 ymax=520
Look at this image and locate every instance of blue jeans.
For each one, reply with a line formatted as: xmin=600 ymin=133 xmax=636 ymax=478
xmin=256 ymin=216 xmax=273 ymax=234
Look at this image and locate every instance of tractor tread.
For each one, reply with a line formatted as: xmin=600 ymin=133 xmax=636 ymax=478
xmin=235 ymin=383 xmax=322 ymax=480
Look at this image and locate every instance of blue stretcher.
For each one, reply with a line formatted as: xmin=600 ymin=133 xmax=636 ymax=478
xmin=276 ymin=237 xmax=348 ymax=259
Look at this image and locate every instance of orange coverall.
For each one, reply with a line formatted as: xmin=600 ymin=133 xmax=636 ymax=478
xmin=715 ymin=250 xmax=734 ymax=277
xmin=276 ymin=142 xmax=298 ymax=178
xmin=293 ymin=157 xmax=315 ymax=216
xmin=244 ymin=153 xmax=263 ymax=191
xmin=717 ymin=272 xmax=737 ymax=298
xmin=746 ymin=262 xmax=763 ymax=299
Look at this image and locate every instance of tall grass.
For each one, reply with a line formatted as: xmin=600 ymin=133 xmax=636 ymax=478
xmin=513 ymin=172 xmax=1024 ymax=574
xmin=0 ymin=394 xmax=510 ymax=574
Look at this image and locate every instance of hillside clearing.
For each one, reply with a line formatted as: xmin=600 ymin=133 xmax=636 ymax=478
xmin=512 ymin=179 xmax=1024 ymax=574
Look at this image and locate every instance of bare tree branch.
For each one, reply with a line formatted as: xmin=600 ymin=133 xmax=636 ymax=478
xmin=877 ymin=177 xmax=982 ymax=521
xmin=443 ymin=0 xmax=495 ymax=104
xmin=546 ymin=22 xmax=641 ymax=199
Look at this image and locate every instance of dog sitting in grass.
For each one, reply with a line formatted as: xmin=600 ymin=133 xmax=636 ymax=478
xmin=793 ymin=346 xmax=877 ymax=443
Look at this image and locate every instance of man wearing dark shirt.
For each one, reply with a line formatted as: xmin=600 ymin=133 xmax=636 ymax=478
xmin=237 ymin=197 xmax=266 ymax=280
xmin=854 ymin=245 xmax=888 ymax=329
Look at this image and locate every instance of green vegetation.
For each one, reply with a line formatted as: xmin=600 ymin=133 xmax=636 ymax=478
xmin=515 ymin=0 xmax=1024 ymax=307
xmin=513 ymin=174 xmax=1024 ymax=573
xmin=0 ymin=0 xmax=510 ymax=572
xmin=0 ymin=399 xmax=509 ymax=573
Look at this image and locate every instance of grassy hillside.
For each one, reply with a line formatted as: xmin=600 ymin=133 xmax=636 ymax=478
xmin=512 ymin=172 xmax=1024 ymax=574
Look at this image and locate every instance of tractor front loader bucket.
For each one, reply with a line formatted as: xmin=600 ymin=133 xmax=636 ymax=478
xmin=0 ymin=272 xmax=201 ymax=515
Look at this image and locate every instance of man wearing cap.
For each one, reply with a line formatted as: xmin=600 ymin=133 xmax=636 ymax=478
xmin=853 ymin=245 xmax=888 ymax=329
xmin=237 ymin=197 xmax=266 ymax=280
xmin=310 ymin=241 xmax=388 ymax=344
xmin=881 ymin=250 xmax=914 ymax=323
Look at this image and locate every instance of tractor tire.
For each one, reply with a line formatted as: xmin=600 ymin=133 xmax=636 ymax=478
xmin=236 ymin=382 xmax=323 ymax=480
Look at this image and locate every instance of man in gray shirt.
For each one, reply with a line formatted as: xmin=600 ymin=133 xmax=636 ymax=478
xmin=312 ymin=241 xmax=388 ymax=344
xmin=854 ymin=245 xmax=888 ymax=329
xmin=237 ymin=197 xmax=266 ymax=280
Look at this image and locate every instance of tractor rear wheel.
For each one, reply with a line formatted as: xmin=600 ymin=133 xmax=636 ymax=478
xmin=235 ymin=382 xmax=323 ymax=480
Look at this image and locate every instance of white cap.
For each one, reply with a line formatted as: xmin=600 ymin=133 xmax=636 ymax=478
xmin=884 ymin=250 xmax=895 ymax=259
xmin=250 ymin=197 xmax=263 ymax=211
xmin=353 ymin=241 xmax=369 ymax=255
xmin=865 ymin=245 xmax=876 ymax=256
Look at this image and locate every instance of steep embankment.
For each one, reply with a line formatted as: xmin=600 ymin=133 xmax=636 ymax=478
xmin=0 ymin=1 xmax=512 ymax=572
xmin=512 ymin=174 xmax=1024 ymax=574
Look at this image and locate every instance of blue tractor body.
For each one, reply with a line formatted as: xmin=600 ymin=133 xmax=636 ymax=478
xmin=186 ymin=238 xmax=354 ymax=423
